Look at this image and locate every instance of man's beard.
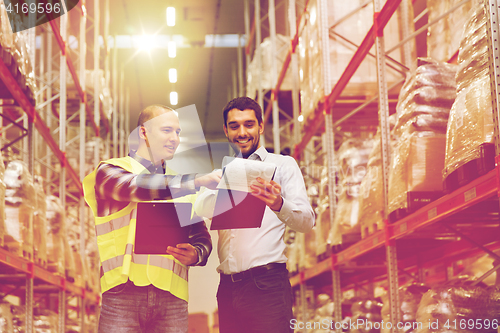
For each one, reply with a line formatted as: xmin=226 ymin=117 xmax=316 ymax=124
xmin=228 ymin=137 xmax=259 ymax=158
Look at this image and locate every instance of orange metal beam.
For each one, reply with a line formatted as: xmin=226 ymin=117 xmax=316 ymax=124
xmin=293 ymin=0 xmax=402 ymax=159
xmin=0 ymin=56 xmax=82 ymax=193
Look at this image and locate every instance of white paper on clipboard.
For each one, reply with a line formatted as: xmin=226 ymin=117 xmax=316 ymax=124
xmin=216 ymin=156 xmax=277 ymax=193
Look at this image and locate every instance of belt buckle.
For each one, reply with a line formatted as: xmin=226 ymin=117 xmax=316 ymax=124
xmin=230 ymin=273 xmax=242 ymax=283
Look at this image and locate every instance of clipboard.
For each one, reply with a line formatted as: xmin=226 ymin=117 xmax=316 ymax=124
xmin=210 ymin=189 xmax=266 ymax=230
xmin=135 ymin=202 xmax=192 ymax=254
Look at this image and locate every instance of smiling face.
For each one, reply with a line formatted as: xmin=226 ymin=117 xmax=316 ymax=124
xmin=140 ymin=110 xmax=181 ymax=162
xmin=224 ymin=108 xmax=264 ymax=158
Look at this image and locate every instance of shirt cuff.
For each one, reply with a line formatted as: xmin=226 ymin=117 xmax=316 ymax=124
xmin=274 ymin=197 xmax=293 ymax=222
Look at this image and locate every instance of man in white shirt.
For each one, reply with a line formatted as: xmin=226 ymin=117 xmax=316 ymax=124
xmin=194 ymin=97 xmax=315 ymax=333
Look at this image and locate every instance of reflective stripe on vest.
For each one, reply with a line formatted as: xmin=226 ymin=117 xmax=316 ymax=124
xmin=95 ymin=210 xmax=137 ymax=236
xmin=100 ymin=243 xmax=188 ymax=281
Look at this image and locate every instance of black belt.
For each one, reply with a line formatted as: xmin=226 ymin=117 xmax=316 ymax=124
xmin=221 ymin=262 xmax=286 ymax=283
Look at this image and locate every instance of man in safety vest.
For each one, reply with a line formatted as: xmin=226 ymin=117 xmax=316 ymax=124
xmin=83 ymin=104 xmax=221 ymax=333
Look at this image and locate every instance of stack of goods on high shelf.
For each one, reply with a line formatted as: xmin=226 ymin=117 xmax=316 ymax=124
xmin=358 ymin=115 xmax=396 ymax=239
xmin=33 ymin=176 xmax=47 ymax=268
xmin=380 ymin=283 xmax=430 ymax=333
xmin=328 ymin=138 xmax=373 ymax=251
xmin=0 ymin=1 xmax=36 ymax=105
xmin=66 ymin=135 xmax=107 ymax=178
xmin=298 ymin=0 xmax=413 ymax=121
xmin=4 ymin=161 xmax=35 ymax=260
xmin=427 ymin=0 xmax=480 ymax=62
xmin=348 ymin=298 xmax=383 ymax=333
xmin=246 ymin=34 xmax=294 ymax=99
xmin=415 ymin=277 xmax=500 ymax=333
xmin=443 ymin=3 xmax=496 ymax=192
xmin=50 ymin=69 xmax=113 ymax=120
xmin=46 ymin=195 xmax=66 ymax=276
xmin=388 ymin=58 xmax=456 ymax=222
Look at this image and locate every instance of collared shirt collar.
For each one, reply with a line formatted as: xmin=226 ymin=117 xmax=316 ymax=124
xmin=129 ymin=151 xmax=165 ymax=174
xmin=247 ymin=146 xmax=268 ymax=161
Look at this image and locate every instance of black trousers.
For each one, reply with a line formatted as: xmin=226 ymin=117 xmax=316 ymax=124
xmin=217 ymin=265 xmax=293 ymax=333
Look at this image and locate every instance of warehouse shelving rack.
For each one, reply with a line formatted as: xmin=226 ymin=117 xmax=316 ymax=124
xmin=0 ymin=0 xmax=129 ymax=332
xmin=246 ymin=0 xmax=500 ymax=331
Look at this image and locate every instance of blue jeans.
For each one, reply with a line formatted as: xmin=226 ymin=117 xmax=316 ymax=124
xmin=217 ymin=265 xmax=293 ymax=333
xmin=98 ymin=280 xmax=188 ymax=333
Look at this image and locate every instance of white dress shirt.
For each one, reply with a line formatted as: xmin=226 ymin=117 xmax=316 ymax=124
xmin=194 ymin=146 xmax=315 ymax=274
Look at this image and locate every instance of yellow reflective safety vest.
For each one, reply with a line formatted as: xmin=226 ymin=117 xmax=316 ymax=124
xmin=83 ymin=156 xmax=196 ymax=302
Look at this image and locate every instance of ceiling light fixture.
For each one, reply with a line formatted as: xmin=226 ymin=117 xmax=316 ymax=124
xmin=298 ymin=114 xmax=304 ymax=122
xmin=170 ymin=91 xmax=178 ymax=105
xmin=166 ymin=7 xmax=175 ymax=26
xmin=139 ymin=34 xmax=154 ymax=51
xmin=169 ymin=68 xmax=177 ymax=83
xmin=168 ymin=41 xmax=176 ymax=58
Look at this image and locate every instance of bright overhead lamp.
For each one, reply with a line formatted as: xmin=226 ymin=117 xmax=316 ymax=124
xmin=166 ymin=7 xmax=175 ymax=26
xmin=169 ymin=68 xmax=177 ymax=83
xmin=139 ymin=34 xmax=154 ymax=51
xmin=168 ymin=41 xmax=176 ymax=58
xmin=170 ymin=91 xmax=178 ymax=105
xmin=298 ymin=114 xmax=304 ymax=122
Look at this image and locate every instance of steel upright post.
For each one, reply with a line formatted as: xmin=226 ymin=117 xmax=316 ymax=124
xmin=244 ymin=0 xmax=251 ymax=96
xmin=373 ymin=0 xmax=400 ymax=329
xmin=119 ymin=69 xmax=125 ymax=157
xmin=269 ymin=0 xmax=280 ymax=154
xmin=113 ymin=36 xmax=118 ymax=158
xmin=238 ymin=34 xmax=244 ymax=97
xmin=288 ymin=0 xmax=300 ymax=145
xmin=94 ymin=0 xmax=101 ymax=167
xmin=485 ymin=0 xmax=500 ymax=155
xmin=79 ymin=3 xmax=87 ymax=331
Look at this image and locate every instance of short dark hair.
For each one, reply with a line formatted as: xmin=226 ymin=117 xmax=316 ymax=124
xmin=137 ymin=104 xmax=174 ymax=127
xmin=222 ymin=97 xmax=262 ymax=126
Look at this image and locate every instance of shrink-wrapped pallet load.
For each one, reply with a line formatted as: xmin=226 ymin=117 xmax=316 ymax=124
xmin=297 ymin=228 xmax=317 ymax=270
xmin=246 ymin=34 xmax=294 ymax=98
xmin=46 ymin=195 xmax=65 ymax=275
xmin=349 ymin=299 xmax=383 ymax=333
xmin=443 ymin=4 xmax=495 ymax=182
xmin=33 ymin=308 xmax=58 ymax=333
xmin=33 ymin=176 xmax=47 ymax=267
xmin=314 ymin=197 xmax=330 ymax=256
xmin=358 ymin=115 xmax=396 ymax=238
xmin=388 ymin=59 xmax=456 ymax=217
xmin=414 ymin=278 xmax=500 ymax=333
xmin=85 ymin=215 xmax=100 ymax=292
xmin=0 ymin=302 xmax=13 ymax=333
xmin=328 ymin=138 xmax=372 ymax=247
xmin=381 ymin=283 xmax=430 ymax=333
xmin=310 ymin=294 xmax=334 ymax=333
xmin=67 ymin=215 xmax=88 ymax=287
xmin=4 ymin=161 xmax=35 ymax=259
